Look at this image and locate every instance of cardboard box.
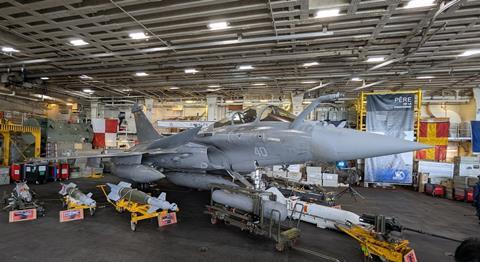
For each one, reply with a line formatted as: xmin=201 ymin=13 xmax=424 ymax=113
xmin=322 ymin=173 xmax=338 ymax=187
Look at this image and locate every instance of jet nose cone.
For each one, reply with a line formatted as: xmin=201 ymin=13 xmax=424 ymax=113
xmin=311 ymin=127 xmax=431 ymax=162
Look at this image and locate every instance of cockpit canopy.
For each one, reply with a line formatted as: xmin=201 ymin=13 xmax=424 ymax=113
xmin=213 ymin=105 xmax=296 ymax=128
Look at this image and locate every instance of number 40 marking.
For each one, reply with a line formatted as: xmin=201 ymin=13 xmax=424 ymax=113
xmin=254 ymin=146 xmax=268 ymax=157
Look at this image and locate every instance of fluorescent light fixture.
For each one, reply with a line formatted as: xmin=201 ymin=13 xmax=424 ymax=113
xmin=129 ymin=32 xmax=149 ymax=40
xmin=135 ymin=72 xmax=149 ymax=76
xmin=79 ymin=74 xmax=92 ymax=79
xmin=458 ymin=49 xmax=480 ymax=57
xmin=238 ymin=65 xmax=254 ymax=70
xmin=2 ymin=47 xmax=19 ymax=52
xmin=40 ymin=77 xmax=50 ymax=80
xmin=66 ymin=103 xmax=73 ymax=106
xmin=252 ymin=83 xmax=266 ymax=86
xmin=303 ymin=61 xmax=319 ymax=67
xmin=315 ymin=8 xmax=340 ymax=18
xmin=405 ymin=0 xmax=435 ymax=9
xmin=225 ymin=100 xmax=234 ymax=103
xmin=260 ymin=99 xmax=269 ymax=103
xmin=121 ymin=88 xmax=132 ymax=92
xmin=208 ymin=21 xmax=229 ymax=30
xmin=83 ymin=88 xmax=94 ymax=93
xmin=416 ymin=76 xmax=435 ymax=79
xmin=169 ymin=87 xmax=179 ymax=90
xmin=351 ymin=77 xmax=362 ymax=81
xmin=301 ymin=81 xmax=317 ymax=84
xmin=70 ymin=39 xmax=89 ymax=46
xmin=208 ymin=84 xmax=221 ymax=88
xmin=366 ymin=56 xmax=385 ymax=63
xmin=185 ymin=100 xmax=195 ymax=104
xmin=206 ymin=88 xmax=221 ymax=92
xmin=185 ymin=68 xmax=198 ymax=74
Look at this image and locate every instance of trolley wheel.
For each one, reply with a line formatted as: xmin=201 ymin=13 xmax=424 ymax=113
xmin=89 ymin=208 xmax=95 ymax=216
xmin=210 ymin=216 xmax=219 ymax=225
xmin=275 ymin=243 xmax=285 ymax=252
xmin=130 ymin=221 xmax=137 ymax=232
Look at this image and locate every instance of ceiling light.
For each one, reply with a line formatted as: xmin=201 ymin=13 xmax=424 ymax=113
xmin=135 ymin=72 xmax=149 ymax=77
xmin=208 ymin=21 xmax=230 ymax=30
xmin=303 ymin=62 xmax=319 ymax=67
xmin=206 ymin=88 xmax=221 ymax=92
xmin=40 ymin=77 xmax=50 ymax=80
xmin=260 ymin=99 xmax=269 ymax=103
xmin=79 ymin=75 xmax=92 ymax=79
xmin=405 ymin=0 xmax=435 ymax=9
xmin=169 ymin=87 xmax=179 ymax=90
xmin=70 ymin=39 xmax=89 ymax=46
xmin=225 ymin=100 xmax=234 ymax=103
xmin=185 ymin=68 xmax=198 ymax=74
xmin=458 ymin=49 xmax=480 ymax=57
xmin=185 ymin=100 xmax=195 ymax=104
xmin=2 ymin=47 xmax=19 ymax=52
xmin=129 ymin=32 xmax=149 ymax=40
xmin=315 ymin=8 xmax=341 ymax=18
xmin=66 ymin=103 xmax=73 ymax=106
xmin=238 ymin=65 xmax=254 ymax=70
xmin=366 ymin=56 xmax=385 ymax=63
xmin=416 ymin=76 xmax=435 ymax=79
xmin=208 ymin=84 xmax=221 ymax=88
xmin=301 ymin=81 xmax=317 ymax=84
xmin=122 ymin=88 xmax=132 ymax=92
xmin=83 ymin=88 xmax=94 ymax=94
xmin=252 ymin=83 xmax=266 ymax=86
xmin=351 ymin=77 xmax=362 ymax=81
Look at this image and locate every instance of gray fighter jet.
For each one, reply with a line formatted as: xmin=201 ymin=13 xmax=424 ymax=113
xmin=37 ymin=93 xmax=428 ymax=188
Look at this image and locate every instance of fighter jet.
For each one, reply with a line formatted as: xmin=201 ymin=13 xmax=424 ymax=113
xmin=36 ymin=93 xmax=428 ymax=188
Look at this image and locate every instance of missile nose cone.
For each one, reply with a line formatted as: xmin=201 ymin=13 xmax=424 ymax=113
xmin=311 ymin=126 xmax=431 ymax=162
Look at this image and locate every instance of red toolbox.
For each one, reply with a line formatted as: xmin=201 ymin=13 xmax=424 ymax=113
xmin=9 ymin=164 xmax=22 ymax=182
xmin=59 ymin=163 xmax=70 ymax=180
xmin=425 ymin=183 xmax=445 ymax=197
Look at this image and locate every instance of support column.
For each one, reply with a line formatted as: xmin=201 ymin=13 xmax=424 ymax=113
xmin=207 ymin=95 xmax=225 ymax=121
xmin=90 ymin=101 xmax=103 ymax=119
xmin=144 ymin=98 xmax=154 ymax=121
xmin=473 ymin=88 xmax=480 ymax=120
xmin=291 ymin=93 xmax=304 ymax=116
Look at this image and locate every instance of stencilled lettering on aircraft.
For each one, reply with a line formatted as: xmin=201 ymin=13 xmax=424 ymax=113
xmin=254 ymin=146 xmax=268 ymax=157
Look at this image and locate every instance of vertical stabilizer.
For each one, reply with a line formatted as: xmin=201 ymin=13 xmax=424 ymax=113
xmin=132 ymin=104 xmax=162 ymax=143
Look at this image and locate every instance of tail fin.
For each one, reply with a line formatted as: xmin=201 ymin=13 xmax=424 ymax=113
xmin=132 ymin=104 xmax=162 ymax=143
xmin=290 ymin=93 xmax=343 ymax=129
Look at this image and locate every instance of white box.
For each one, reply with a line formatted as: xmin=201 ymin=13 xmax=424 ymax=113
xmin=322 ymin=173 xmax=338 ymax=188
xmin=418 ymin=161 xmax=454 ymax=178
xmin=306 ymin=166 xmax=322 ymax=174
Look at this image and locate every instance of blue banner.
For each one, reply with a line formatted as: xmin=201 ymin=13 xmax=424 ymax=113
xmin=471 ymin=121 xmax=480 ymax=153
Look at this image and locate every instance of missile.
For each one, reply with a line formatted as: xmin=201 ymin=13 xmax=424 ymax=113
xmin=106 ymin=182 xmax=178 ymax=213
xmin=111 ymin=164 xmax=166 ymax=183
xmin=266 ymin=187 xmax=368 ymax=230
xmin=165 ymin=172 xmax=238 ymax=190
xmin=59 ymin=183 xmax=96 ymax=208
xmin=212 ymin=189 xmax=288 ymax=222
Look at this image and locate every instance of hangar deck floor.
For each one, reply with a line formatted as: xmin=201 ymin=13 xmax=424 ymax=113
xmin=1 ymin=175 xmax=478 ymax=262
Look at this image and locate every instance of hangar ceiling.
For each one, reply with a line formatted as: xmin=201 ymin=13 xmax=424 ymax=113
xmin=0 ymin=0 xmax=480 ymax=101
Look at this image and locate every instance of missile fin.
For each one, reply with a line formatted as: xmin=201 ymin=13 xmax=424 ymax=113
xmin=118 ymin=181 xmax=132 ymax=188
xmin=158 ymin=192 xmax=166 ymax=201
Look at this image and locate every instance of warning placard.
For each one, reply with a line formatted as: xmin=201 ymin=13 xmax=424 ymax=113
xmin=9 ymin=209 xmax=37 ymax=223
xmin=158 ymin=212 xmax=177 ymax=227
xmin=59 ymin=209 xmax=84 ymax=222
